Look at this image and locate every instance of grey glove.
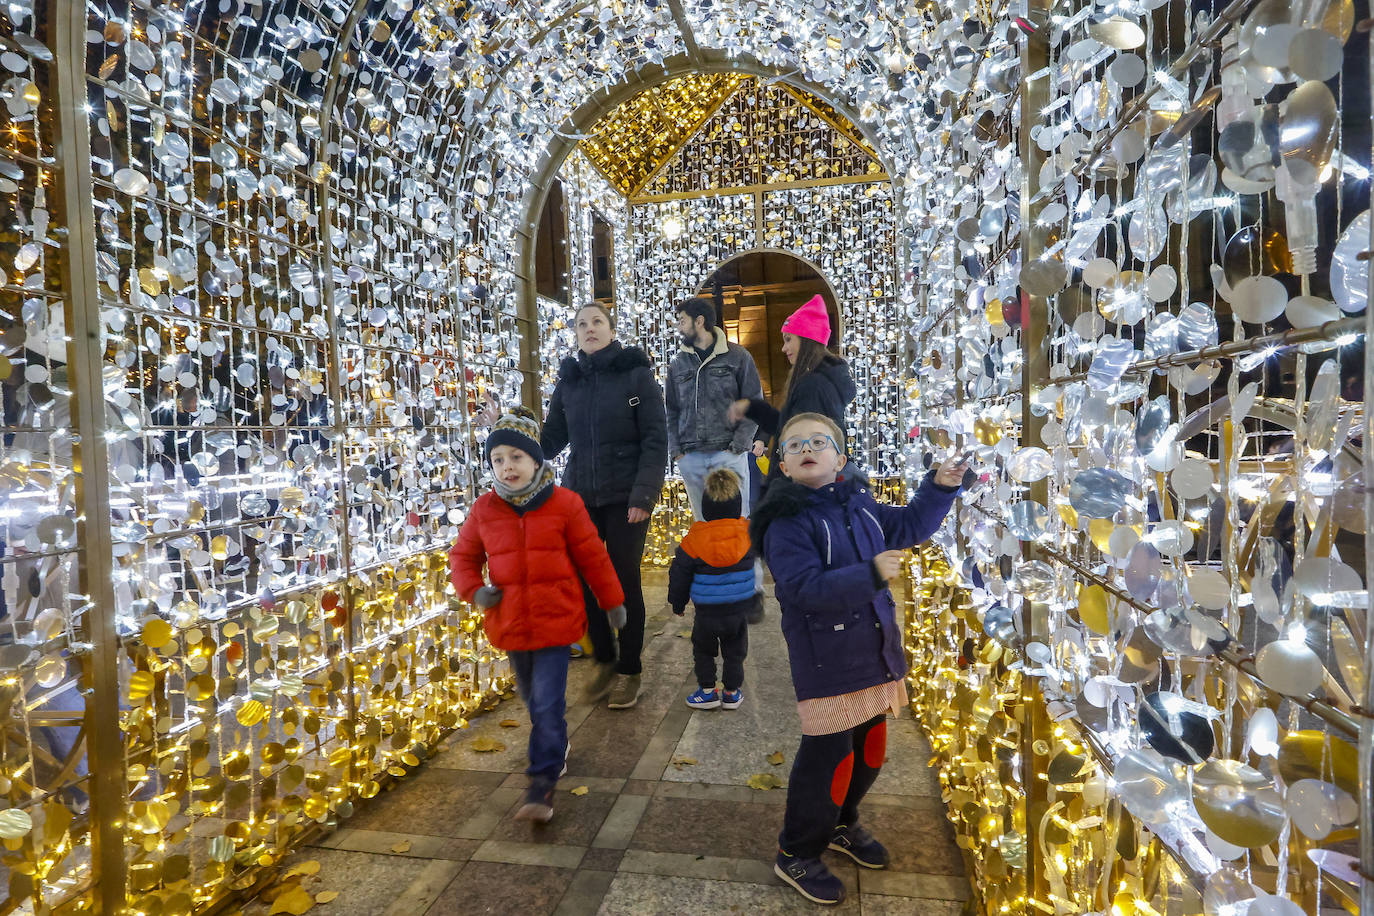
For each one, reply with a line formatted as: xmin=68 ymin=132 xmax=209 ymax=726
xmin=606 ymin=604 xmax=627 ymax=630
xmin=473 ymin=585 xmax=503 ymax=610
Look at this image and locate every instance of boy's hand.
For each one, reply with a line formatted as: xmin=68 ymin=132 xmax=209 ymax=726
xmin=627 ymin=507 xmax=650 ymax=523
xmin=934 ymin=455 xmax=969 ymax=488
xmin=607 ymin=605 xmax=627 ymax=630
xmin=473 ymin=585 xmax=503 ymax=609
xmin=872 ymin=550 xmax=904 ymax=582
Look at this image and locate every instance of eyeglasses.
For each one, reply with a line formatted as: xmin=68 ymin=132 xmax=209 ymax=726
xmin=781 ymin=434 xmax=840 ymax=456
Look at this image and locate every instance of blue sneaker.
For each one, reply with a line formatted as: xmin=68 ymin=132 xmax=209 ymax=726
xmin=685 ymin=687 xmax=721 ymax=709
xmin=828 ymin=822 xmax=889 ymax=869
xmin=774 ymin=849 xmax=846 ymax=905
xmin=720 ymin=688 xmax=743 ymax=709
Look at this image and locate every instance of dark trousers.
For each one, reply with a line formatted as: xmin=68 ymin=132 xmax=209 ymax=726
xmin=507 ymin=646 xmax=570 ymax=786
xmin=580 ymin=502 xmax=650 ymax=675
xmin=691 ymin=613 xmax=748 ymax=690
xmin=779 ymin=713 xmax=887 ymax=857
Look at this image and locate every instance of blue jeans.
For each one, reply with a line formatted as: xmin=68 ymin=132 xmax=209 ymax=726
xmin=507 ymin=646 xmax=570 ymax=786
xmin=678 ymin=449 xmax=753 ymax=520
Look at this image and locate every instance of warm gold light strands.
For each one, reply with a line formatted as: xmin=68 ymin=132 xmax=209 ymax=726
xmin=579 ymin=73 xmax=747 ymax=196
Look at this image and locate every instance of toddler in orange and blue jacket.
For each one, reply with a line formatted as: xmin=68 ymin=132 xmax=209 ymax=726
xmin=667 ymin=468 xmax=753 ymax=710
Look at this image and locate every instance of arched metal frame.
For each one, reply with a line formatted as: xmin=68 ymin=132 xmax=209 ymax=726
xmin=687 ymin=246 xmax=847 ymax=343
xmin=513 ymin=50 xmax=897 ymax=412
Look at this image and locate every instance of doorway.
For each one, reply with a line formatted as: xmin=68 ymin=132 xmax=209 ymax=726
xmin=693 ymin=251 xmax=840 ymax=401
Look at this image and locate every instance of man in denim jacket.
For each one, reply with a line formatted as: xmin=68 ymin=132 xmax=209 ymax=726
xmin=666 ymin=297 xmax=767 ymax=519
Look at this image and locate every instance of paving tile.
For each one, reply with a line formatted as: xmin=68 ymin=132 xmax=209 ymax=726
xmin=343 ymin=768 xmax=505 ymax=837
xmin=596 ymin=872 xmax=862 ymax=916
xmin=319 ymin=828 xmax=479 ymax=862
xmin=627 ymin=795 xmax=780 ymax=862
xmin=487 ymin=788 xmax=617 ymax=847
xmin=578 ymin=848 xmax=624 ymax=871
xmin=381 ymin=860 xmax=465 ymax=916
xmin=423 ymin=861 xmax=575 ymax=916
xmin=552 ymin=869 xmax=617 ymax=916
xmin=653 ymin=780 xmax=787 ymax=806
xmin=858 ymin=870 xmax=972 ymax=901
xmin=590 ymin=795 xmax=650 ymax=849
xmin=470 ymin=840 xmax=587 ymax=869
xmin=861 ymin=894 xmax=965 ymax=916
xmin=861 ymin=806 xmax=967 ymax=876
xmin=242 ymin=848 xmax=434 ymax=916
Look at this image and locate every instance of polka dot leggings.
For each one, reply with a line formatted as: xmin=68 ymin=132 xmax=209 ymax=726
xmin=778 ymin=713 xmax=887 ymax=857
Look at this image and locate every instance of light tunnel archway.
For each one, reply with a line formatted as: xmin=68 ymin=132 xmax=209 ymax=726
xmin=512 ymin=51 xmax=901 ymax=412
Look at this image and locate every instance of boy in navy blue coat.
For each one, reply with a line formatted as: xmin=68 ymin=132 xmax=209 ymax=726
xmin=668 ymin=468 xmax=754 ymax=710
xmin=750 ymin=412 xmax=965 ymax=906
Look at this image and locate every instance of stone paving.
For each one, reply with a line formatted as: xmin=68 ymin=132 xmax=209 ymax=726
xmin=245 ymin=571 xmax=973 ymax=915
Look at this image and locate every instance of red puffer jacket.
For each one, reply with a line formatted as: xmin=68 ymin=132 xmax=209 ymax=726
xmin=449 ymin=486 xmax=625 ymax=652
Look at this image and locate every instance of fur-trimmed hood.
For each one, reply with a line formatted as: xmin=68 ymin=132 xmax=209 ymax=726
xmin=749 ymin=468 xmax=872 ymax=549
xmin=558 ymin=341 xmax=653 ymax=382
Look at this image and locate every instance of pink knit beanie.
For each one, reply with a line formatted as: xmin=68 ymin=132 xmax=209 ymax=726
xmin=780 ymin=294 xmax=831 ymax=346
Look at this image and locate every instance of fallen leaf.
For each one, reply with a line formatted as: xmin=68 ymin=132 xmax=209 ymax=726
xmin=315 ymin=892 xmax=339 ymax=904
xmin=767 ymin=751 xmax=785 ymax=766
xmin=390 ymin=840 xmax=411 ymax=854
xmin=470 ymin=737 xmax=506 ymax=753
xmin=670 ymin=755 xmax=697 ymax=769
xmin=747 ymin=773 xmax=784 ymax=790
xmin=569 ymin=785 xmax=589 ymax=796
xmin=498 ymin=719 xmax=520 ymax=728
xmin=269 ymin=885 xmax=316 ymax=915
xmin=676 ymin=632 xmax=690 ymax=638
xmin=284 ymin=860 xmax=321 ymax=878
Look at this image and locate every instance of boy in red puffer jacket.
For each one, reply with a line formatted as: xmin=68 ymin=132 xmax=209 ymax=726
xmin=450 ymin=408 xmax=626 ymax=824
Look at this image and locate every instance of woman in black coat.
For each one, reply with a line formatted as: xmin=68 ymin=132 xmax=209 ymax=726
xmin=728 ymin=295 xmax=855 ymax=484
xmin=542 ymin=302 xmax=668 ymax=710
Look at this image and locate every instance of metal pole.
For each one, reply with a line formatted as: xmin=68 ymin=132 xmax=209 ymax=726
xmin=1018 ymin=3 xmax=1053 ymax=910
xmin=51 ymin=2 xmax=126 ymax=911
xmin=1360 ymin=16 xmax=1374 ymax=909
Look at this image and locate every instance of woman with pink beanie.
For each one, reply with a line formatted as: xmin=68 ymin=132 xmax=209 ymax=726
xmin=728 ymin=294 xmax=855 ymax=485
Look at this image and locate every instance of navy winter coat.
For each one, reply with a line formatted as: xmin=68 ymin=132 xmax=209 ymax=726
xmin=542 ymin=342 xmax=668 ymax=512
xmin=750 ymin=471 xmax=959 ymax=702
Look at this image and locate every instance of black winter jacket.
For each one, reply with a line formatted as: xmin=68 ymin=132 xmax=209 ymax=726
xmin=745 ymin=358 xmax=856 ymax=482
xmin=542 ymin=342 xmax=668 ymax=512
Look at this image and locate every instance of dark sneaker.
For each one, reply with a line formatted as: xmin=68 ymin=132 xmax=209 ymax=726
xmin=515 ymin=784 xmax=554 ymax=823
xmin=686 ymin=687 xmax=721 ymax=709
xmin=774 ymin=849 xmax=845 ymax=905
xmin=828 ymin=822 xmax=889 ymax=869
xmin=580 ymin=662 xmax=616 ymax=704
xmin=607 ymin=674 xmax=641 ymax=709
xmin=720 ymin=688 xmax=743 ymax=709
xmin=746 ymin=592 xmax=765 ymax=624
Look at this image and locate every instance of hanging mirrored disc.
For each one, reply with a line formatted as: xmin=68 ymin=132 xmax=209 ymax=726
xmin=1192 ymin=759 xmax=1286 ymax=848
xmin=1114 ymin=748 xmax=1188 ymax=822
xmin=1141 ymin=691 xmax=1214 ymax=763
xmin=1068 ymin=467 xmax=1132 ymax=518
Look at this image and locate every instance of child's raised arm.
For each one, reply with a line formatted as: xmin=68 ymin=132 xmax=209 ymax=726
xmin=868 ymin=473 xmax=961 ymax=551
xmin=766 ymin=517 xmax=885 ymax=620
